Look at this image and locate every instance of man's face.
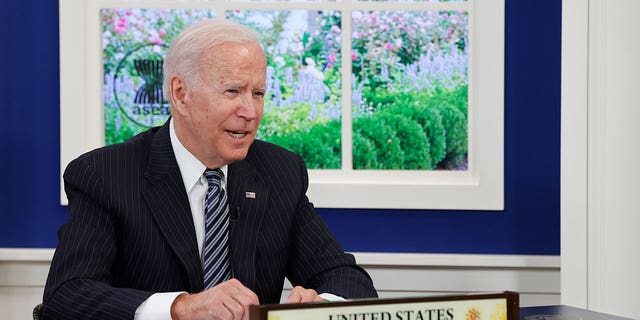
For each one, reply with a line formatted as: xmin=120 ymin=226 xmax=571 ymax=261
xmin=174 ymin=42 xmax=266 ymax=168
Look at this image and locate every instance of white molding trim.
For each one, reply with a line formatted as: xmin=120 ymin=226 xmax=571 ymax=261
xmin=354 ymin=252 xmax=559 ymax=268
xmin=0 ymin=248 xmax=558 ymax=269
xmin=586 ymin=0 xmax=606 ymax=310
xmin=0 ymin=249 xmax=54 ymax=262
xmin=560 ymin=0 xmax=588 ymax=308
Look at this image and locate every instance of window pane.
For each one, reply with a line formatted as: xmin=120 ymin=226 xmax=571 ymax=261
xmin=351 ymin=10 xmax=469 ymax=170
xmin=102 ymin=8 xmax=217 ymax=145
xmin=228 ymin=10 xmax=343 ymax=169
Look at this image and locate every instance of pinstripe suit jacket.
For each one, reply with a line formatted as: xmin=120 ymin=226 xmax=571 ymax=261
xmin=42 ymin=122 xmax=377 ymax=319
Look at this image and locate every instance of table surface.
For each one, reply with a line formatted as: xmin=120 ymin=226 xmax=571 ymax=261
xmin=520 ymin=305 xmax=636 ymax=320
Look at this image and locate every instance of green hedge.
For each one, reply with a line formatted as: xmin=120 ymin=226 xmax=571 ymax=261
xmin=267 ymin=120 xmax=341 ymax=169
xmin=260 ymin=85 xmax=467 ymax=170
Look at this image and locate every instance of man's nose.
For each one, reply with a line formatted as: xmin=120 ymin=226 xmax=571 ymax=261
xmin=236 ymin=93 xmax=258 ymax=119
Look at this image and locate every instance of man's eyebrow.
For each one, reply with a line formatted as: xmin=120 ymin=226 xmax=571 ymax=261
xmin=220 ymin=81 xmax=245 ymax=88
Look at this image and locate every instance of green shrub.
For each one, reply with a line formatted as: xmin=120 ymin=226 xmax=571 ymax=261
xmin=303 ymin=121 xmax=341 ymax=169
xmin=258 ymin=102 xmax=313 ymax=139
xmin=376 ymin=112 xmax=432 ymax=169
xmin=265 ymin=120 xmax=341 ymax=169
xmin=352 ymin=131 xmax=379 ymax=169
xmin=416 ymin=107 xmax=446 ymax=166
xmin=436 ymin=104 xmax=467 ymax=168
xmin=433 ymin=84 xmax=468 ymax=117
xmin=380 ymin=101 xmax=445 ymax=168
xmin=353 ymin=116 xmax=404 ymax=169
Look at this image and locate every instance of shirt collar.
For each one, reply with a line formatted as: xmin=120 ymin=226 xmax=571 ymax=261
xmin=169 ymin=118 xmax=227 ymax=193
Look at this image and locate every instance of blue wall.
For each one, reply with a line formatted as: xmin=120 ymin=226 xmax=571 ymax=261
xmin=0 ymin=0 xmax=561 ymax=254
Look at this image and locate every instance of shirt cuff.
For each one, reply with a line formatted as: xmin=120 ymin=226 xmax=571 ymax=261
xmin=135 ymin=291 xmax=187 ymax=320
xmin=319 ymin=293 xmax=346 ymax=302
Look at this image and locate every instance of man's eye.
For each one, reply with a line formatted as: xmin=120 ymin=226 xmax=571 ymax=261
xmin=254 ymin=91 xmax=265 ymax=98
xmin=225 ymin=89 xmax=239 ymax=95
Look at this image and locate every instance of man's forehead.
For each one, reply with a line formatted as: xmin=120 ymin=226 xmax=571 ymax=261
xmin=201 ymin=45 xmax=264 ymax=68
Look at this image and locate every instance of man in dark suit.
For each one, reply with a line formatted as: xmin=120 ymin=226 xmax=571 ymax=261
xmin=43 ymin=19 xmax=377 ymax=320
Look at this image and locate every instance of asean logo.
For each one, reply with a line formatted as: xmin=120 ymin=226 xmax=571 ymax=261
xmin=112 ymin=43 xmax=171 ymax=128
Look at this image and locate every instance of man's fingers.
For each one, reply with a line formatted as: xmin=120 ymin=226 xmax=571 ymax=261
xmin=287 ymin=286 xmax=320 ymax=303
xmin=220 ymin=279 xmax=259 ymax=310
xmin=171 ymin=279 xmax=259 ymax=320
xmin=287 ymin=290 xmax=301 ymax=304
xmin=221 ymin=297 xmax=246 ymax=320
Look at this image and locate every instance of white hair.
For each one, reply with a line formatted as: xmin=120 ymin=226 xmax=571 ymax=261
xmin=162 ymin=19 xmax=262 ymax=100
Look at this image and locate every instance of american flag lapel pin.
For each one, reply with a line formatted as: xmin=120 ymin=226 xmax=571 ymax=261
xmin=245 ymin=191 xmax=256 ymax=199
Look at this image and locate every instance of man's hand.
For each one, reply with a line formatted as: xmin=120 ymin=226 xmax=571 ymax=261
xmin=286 ymin=286 xmax=326 ymax=304
xmin=170 ymin=279 xmax=259 ymax=320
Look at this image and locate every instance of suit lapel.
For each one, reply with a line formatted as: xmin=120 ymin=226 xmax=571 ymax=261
xmin=227 ymin=159 xmax=269 ymax=291
xmin=142 ymin=122 xmax=203 ymax=292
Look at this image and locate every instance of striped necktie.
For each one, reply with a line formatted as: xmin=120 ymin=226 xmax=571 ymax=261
xmin=202 ymin=168 xmax=232 ymax=289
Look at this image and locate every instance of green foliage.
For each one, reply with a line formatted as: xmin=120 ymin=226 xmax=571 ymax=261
xmin=380 ymin=101 xmax=445 ymax=168
xmin=259 ymin=102 xmax=313 ymax=139
xmin=264 ymin=120 xmax=341 ymax=169
xmin=353 ymin=116 xmax=404 ymax=169
xmin=434 ymin=84 xmax=468 ymax=116
xmin=261 ymin=82 xmax=468 ymax=170
xmin=436 ymin=104 xmax=467 ymax=167
xmin=359 ymin=85 xmax=467 ymax=169
xmin=352 ymin=132 xmax=380 ymax=169
xmin=417 ymin=107 xmax=446 ymax=165
xmin=377 ymin=112 xmax=432 ymax=169
xmin=104 ymin=105 xmax=140 ymax=145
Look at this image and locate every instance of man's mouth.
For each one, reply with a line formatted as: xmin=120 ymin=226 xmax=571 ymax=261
xmin=227 ymin=130 xmax=247 ymax=139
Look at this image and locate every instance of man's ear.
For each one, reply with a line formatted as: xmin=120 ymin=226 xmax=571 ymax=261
xmin=169 ymin=75 xmax=188 ymax=116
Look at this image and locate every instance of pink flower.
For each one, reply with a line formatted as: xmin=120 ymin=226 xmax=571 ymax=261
xmin=112 ymin=18 xmax=127 ymax=35
xmin=353 ymin=31 xmax=362 ymax=39
xmin=351 ymin=52 xmax=358 ymax=61
xmin=158 ymin=29 xmax=166 ymax=37
xmin=331 ymin=25 xmax=341 ymax=33
xmin=385 ymin=43 xmax=392 ymax=50
xmin=329 ymin=52 xmax=337 ymax=63
xmin=113 ymin=26 xmax=126 ymax=35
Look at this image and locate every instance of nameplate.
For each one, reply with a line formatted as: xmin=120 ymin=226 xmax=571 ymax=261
xmin=250 ymin=291 xmax=519 ymax=320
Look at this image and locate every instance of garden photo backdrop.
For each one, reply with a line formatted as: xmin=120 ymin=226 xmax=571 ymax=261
xmin=102 ymin=8 xmax=469 ymax=171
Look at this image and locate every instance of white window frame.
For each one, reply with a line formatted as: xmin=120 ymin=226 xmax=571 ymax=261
xmin=60 ymin=0 xmax=504 ymax=210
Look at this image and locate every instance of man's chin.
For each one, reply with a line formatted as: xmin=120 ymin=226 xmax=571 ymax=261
xmin=223 ymin=147 xmax=251 ymax=163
